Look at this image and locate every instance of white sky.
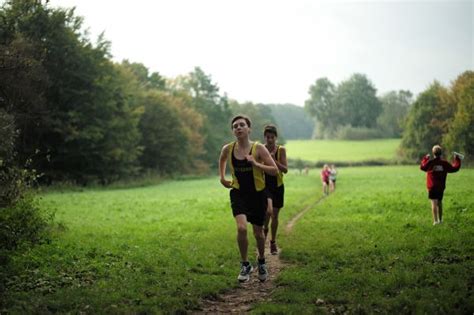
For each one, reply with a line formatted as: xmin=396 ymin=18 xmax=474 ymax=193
xmin=48 ymin=0 xmax=473 ymax=105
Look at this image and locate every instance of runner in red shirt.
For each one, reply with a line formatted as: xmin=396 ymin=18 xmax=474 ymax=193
xmin=420 ymin=145 xmax=461 ymax=225
xmin=321 ymin=164 xmax=330 ymax=196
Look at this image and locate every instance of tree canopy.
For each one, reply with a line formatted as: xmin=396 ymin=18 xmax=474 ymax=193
xmin=304 ymin=74 xmax=384 ymax=139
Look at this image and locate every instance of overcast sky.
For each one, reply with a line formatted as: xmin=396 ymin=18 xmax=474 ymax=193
xmin=48 ymin=0 xmax=473 ymax=106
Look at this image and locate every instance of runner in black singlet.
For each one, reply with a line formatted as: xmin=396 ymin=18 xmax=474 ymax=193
xmin=262 ymin=125 xmax=287 ymax=255
xmin=218 ymin=115 xmax=278 ymax=282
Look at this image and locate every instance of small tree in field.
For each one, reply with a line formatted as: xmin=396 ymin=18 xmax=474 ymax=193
xmin=294 ymin=158 xmax=305 ymax=174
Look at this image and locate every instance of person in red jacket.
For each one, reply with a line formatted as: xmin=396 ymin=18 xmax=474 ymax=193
xmin=420 ymin=145 xmax=461 ymax=225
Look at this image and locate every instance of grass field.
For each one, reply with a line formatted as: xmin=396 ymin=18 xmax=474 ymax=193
xmin=285 ymin=139 xmax=401 ymax=163
xmin=255 ymin=166 xmax=474 ymax=313
xmin=3 ymin=166 xmax=473 ymax=313
xmin=2 ymin=173 xmax=319 ymax=313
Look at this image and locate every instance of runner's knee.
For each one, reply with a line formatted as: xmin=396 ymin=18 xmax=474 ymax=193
xmin=237 ymin=224 xmax=247 ymax=234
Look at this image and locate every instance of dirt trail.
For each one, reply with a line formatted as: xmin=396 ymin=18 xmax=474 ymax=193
xmin=195 ymin=196 xmax=325 ymax=314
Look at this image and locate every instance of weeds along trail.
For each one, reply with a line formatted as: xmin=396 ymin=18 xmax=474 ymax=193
xmin=195 ymin=195 xmax=326 ymax=314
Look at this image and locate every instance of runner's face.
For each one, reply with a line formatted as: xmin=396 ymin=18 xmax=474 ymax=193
xmin=232 ymin=119 xmax=249 ymax=138
xmin=264 ymin=133 xmax=276 ymax=146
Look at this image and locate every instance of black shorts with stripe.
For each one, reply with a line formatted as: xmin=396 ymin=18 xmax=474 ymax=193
xmin=266 ymin=184 xmax=284 ymax=209
xmin=230 ymin=188 xmax=267 ymax=226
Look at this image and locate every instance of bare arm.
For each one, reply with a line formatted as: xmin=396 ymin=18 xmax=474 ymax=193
xmin=246 ymin=144 xmax=278 ymax=176
xmin=276 ymin=147 xmax=288 ymax=174
xmin=219 ymin=145 xmax=233 ymax=188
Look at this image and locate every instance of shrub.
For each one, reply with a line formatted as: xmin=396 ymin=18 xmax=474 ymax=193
xmin=0 ymin=109 xmax=53 ymax=253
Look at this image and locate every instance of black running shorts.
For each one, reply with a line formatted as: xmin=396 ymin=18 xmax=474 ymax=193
xmin=428 ymin=189 xmax=444 ymax=200
xmin=265 ymin=185 xmax=284 ymax=209
xmin=230 ymin=188 xmax=267 ymax=226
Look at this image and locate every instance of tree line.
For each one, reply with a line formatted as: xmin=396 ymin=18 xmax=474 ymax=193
xmin=400 ymin=72 xmax=473 ymax=160
xmin=304 ymin=71 xmax=472 ymax=160
xmin=0 ymin=0 xmax=299 ymax=188
xmin=304 ymin=74 xmax=413 ymax=140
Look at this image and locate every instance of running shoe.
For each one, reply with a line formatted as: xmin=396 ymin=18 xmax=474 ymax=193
xmin=258 ymin=262 xmax=268 ymax=282
xmin=270 ymin=241 xmax=278 ymax=255
xmin=238 ymin=263 xmax=253 ymax=282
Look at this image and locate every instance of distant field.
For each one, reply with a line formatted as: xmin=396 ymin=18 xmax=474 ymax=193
xmin=285 ymin=139 xmax=401 ymax=163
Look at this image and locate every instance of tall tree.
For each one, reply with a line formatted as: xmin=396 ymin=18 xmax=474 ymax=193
xmin=120 ymin=60 xmax=166 ymax=90
xmin=377 ymin=90 xmax=413 ymax=138
xmin=305 ymin=74 xmax=382 ymax=138
xmin=304 ymin=78 xmax=337 ymax=138
xmin=333 ymin=73 xmax=382 ymax=129
xmin=171 ymin=67 xmax=232 ymax=167
xmin=0 ymin=0 xmax=143 ymax=183
xmin=443 ymin=71 xmax=474 ymax=158
xmin=138 ymin=91 xmax=187 ymax=174
xmin=400 ymin=82 xmax=448 ymax=159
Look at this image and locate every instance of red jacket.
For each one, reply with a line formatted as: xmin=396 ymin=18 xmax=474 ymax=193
xmin=420 ymin=156 xmax=461 ymax=191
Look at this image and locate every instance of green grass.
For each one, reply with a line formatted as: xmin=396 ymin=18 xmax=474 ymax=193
xmin=285 ymin=139 xmax=401 ymax=163
xmin=3 ymin=166 xmax=473 ymax=314
xmin=255 ymin=166 xmax=474 ymax=314
xmin=2 ymin=172 xmax=320 ymax=313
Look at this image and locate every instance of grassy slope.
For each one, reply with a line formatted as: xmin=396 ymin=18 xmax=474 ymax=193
xmin=3 ymin=173 xmax=320 ymax=313
xmin=285 ymin=139 xmax=401 ymax=162
xmin=254 ymin=166 xmax=474 ymax=314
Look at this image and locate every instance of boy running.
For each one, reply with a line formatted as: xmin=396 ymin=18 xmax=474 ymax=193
xmin=219 ymin=115 xmax=278 ymax=282
xmin=262 ymin=125 xmax=288 ymax=255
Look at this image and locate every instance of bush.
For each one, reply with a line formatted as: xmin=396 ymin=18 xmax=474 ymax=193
xmin=0 ymin=109 xmax=53 ymax=252
xmin=0 ymin=195 xmax=52 ymax=251
xmin=335 ymin=125 xmax=386 ymax=140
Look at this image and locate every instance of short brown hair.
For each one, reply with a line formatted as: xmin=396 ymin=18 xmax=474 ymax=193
xmin=432 ymin=145 xmax=442 ymax=157
xmin=264 ymin=124 xmax=278 ymax=137
xmin=231 ymin=115 xmax=252 ymax=129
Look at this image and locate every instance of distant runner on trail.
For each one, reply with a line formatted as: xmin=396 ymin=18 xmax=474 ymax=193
xmin=262 ymin=124 xmax=288 ymax=255
xmin=329 ymin=164 xmax=337 ymax=193
xmin=320 ymin=164 xmax=330 ymax=196
xmin=420 ymin=145 xmax=462 ymax=225
xmin=219 ymin=115 xmax=278 ymax=282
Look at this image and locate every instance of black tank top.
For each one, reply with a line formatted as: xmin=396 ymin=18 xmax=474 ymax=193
xmin=232 ymin=144 xmax=256 ymax=192
xmin=265 ymin=145 xmax=278 ymax=189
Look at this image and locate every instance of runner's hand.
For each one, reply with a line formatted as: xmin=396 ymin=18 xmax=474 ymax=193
xmin=245 ymin=154 xmax=256 ymax=165
xmin=220 ymin=178 xmax=233 ymax=188
xmin=266 ymin=206 xmax=273 ymax=216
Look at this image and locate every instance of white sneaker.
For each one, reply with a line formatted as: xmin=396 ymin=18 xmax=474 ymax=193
xmin=257 ymin=262 xmax=268 ymax=282
xmin=238 ymin=263 xmax=253 ymax=282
